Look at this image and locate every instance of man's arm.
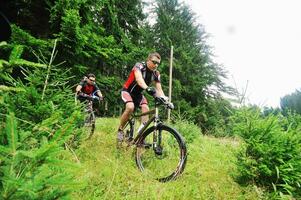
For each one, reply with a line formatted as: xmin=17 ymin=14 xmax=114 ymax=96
xmin=75 ymin=85 xmax=82 ymax=94
xmin=96 ymin=90 xmax=103 ymax=99
xmin=134 ymin=70 xmax=148 ymax=89
xmin=94 ymin=84 xmax=103 ymax=99
xmin=154 ymin=82 xmax=165 ymax=97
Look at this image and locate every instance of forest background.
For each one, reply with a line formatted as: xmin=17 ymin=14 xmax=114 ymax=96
xmin=1 ymin=0 xmax=301 ymax=199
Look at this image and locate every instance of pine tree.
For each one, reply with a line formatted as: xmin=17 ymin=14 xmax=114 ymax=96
xmin=147 ymin=0 xmax=233 ymax=129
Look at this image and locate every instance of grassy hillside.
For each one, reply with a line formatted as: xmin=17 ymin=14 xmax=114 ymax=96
xmin=72 ymin=118 xmax=263 ymax=200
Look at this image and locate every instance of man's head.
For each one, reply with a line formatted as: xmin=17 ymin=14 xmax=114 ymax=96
xmin=87 ymin=73 xmax=96 ymax=85
xmin=146 ymin=52 xmax=161 ymax=71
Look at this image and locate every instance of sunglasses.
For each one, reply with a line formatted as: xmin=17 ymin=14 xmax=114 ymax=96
xmin=89 ymin=78 xmax=95 ymax=82
xmin=151 ymin=60 xmax=160 ymax=65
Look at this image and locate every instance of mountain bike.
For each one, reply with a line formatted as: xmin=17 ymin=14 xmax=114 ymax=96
xmin=122 ymin=96 xmax=187 ymax=182
xmin=77 ymin=93 xmax=101 ymax=140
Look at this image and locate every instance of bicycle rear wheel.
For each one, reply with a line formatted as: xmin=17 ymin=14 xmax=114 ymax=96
xmin=82 ymin=111 xmax=95 ymax=140
xmin=135 ymin=124 xmax=187 ymax=182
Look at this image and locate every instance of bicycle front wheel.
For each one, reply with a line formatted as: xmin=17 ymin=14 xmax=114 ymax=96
xmin=135 ymin=124 xmax=187 ymax=182
xmin=82 ymin=111 xmax=95 ymax=140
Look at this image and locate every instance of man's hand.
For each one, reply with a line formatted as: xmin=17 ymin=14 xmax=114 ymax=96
xmin=92 ymin=96 xmax=100 ymax=101
xmin=146 ymin=87 xmax=156 ymax=95
xmin=161 ymin=96 xmax=169 ymax=102
xmin=167 ymin=102 xmax=174 ymax=109
xmin=161 ymin=96 xmax=174 ymax=109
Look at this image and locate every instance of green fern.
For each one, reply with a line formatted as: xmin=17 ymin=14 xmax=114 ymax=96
xmin=51 ymin=111 xmax=81 ymax=145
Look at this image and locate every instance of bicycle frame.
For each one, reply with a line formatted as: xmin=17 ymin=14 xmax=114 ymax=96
xmin=86 ymin=100 xmax=94 ymax=113
xmin=82 ymin=99 xmax=96 ymax=139
xmin=126 ymin=104 xmax=162 ymax=145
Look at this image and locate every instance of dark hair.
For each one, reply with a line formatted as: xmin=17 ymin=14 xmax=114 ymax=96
xmin=147 ymin=52 xmax=161 ymax=60
xmin=87 ymin=73 xmax=96 ymax=78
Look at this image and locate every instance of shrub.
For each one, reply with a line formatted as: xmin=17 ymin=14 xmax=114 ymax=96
xmin=0 ymin=40 xmax=85 ymax=199
xmin=172 ymin=119 xmax=201 ymax=144
xmin=232 ymin=108 xmax=301 ymax=198
xmin=0 ymin=112 xmax=83 ymax=199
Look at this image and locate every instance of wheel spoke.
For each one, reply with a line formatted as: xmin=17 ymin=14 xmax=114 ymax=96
xmin=135 ymin=125 xmax=187 ymax=182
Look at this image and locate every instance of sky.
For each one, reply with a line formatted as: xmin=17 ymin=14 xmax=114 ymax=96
xmin=183 ymin=0 xmax=301 ymax=107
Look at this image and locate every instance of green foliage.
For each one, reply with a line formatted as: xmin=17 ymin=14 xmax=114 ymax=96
xmin=149 ymin=0 xmax=233 ymax=133
xmin=0 ymin=112 xmax=82 ymax=199
xmin=95 ymin=75 xmax=123 ymax=116
xmin=232 ymin=108 xmax=301 ymax=198
xmin=2 ymin=1 xmax=301 ymax=199
xmin=281 ymin=89 xmax=301 ymax=115
xmin=173 ymin=97 xmax=234 ymax=137
xmin=153 ymin=0 xmax=229 ymax=101
xmin=0 ymin=26 xmax=48 ymax=78
xmin=10 ymin=25 xmax=50 ymax=54
xmin=5 ymin=112 xmax=18 ymax=154
xmin=172 ymin=120 xmax=201 ymax=144
xmin=0 ymin=41 xmax=85 ymax=198
xmin=2 ymin=0 xmax=234 ymax=133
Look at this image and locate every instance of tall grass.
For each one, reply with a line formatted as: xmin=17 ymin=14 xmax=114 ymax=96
xmin=72 ymin=118 xmax=262 ymax=199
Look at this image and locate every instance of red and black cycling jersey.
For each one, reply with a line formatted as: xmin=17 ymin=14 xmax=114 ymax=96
xmin=123 ymin=62 xmax=160 ymax=95
xmin=79 ymin=80 xmax=100 ymax=95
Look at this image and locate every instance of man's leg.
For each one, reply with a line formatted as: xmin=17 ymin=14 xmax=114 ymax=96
xmin=140 ymin=104 xmax=149 ymax=124
xmin=119 ymin=102 xmax=135 ymax=130
xmin=117 ymin=102 xmax=134 ymax=144
xmin=117 ymin=91 xmax=134 ymax=144
xmin=137 ymin=95 xmax=149 ymax=134
xmin=140 ymin=95 xmax=149 ymax=124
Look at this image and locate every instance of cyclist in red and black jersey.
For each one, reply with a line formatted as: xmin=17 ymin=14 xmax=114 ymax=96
xmin=75 ymin=73 xmax=103 ymax=101
xmin=117 ymin=52 xmax=168 ymax=143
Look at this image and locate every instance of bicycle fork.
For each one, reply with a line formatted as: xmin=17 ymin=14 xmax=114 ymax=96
xmin=153 ymin=108 xmax=163 ymax=155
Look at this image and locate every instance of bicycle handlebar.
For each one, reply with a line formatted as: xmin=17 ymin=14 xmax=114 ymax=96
xmin=77 ymin=92 xmax=103 ymax=101
xmin=154 ymin=96 xmax=174 ymax=110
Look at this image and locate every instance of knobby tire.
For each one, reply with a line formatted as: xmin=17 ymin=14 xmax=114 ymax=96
xmin=135 ymin=124 xmax=187 ymax=182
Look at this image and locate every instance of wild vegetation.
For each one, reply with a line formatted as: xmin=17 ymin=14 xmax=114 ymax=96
xmin=1 ymin=0 xmax=301 ymax=199
xmin=71 ymin=118 xmax=262 ymax=200
xmin=229 ymin=108 xmax=301 ymax=198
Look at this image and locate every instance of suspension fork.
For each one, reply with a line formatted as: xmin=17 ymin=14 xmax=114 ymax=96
xmin=153 ymin=107 xmax=162 ymax=148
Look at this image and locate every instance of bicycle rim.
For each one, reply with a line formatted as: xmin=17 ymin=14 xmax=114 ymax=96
xmin=135 ymin=125 xmax=187 ymax=182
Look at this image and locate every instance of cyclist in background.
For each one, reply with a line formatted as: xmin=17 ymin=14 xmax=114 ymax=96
xmin=117 ymin=52 xmax=168 ymax=144
xmin=76 ymin=73 xmax=103 ymax=102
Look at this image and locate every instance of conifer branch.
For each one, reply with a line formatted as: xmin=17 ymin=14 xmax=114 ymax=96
xmin=42 ymin=39 xmax=57 ymax=100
